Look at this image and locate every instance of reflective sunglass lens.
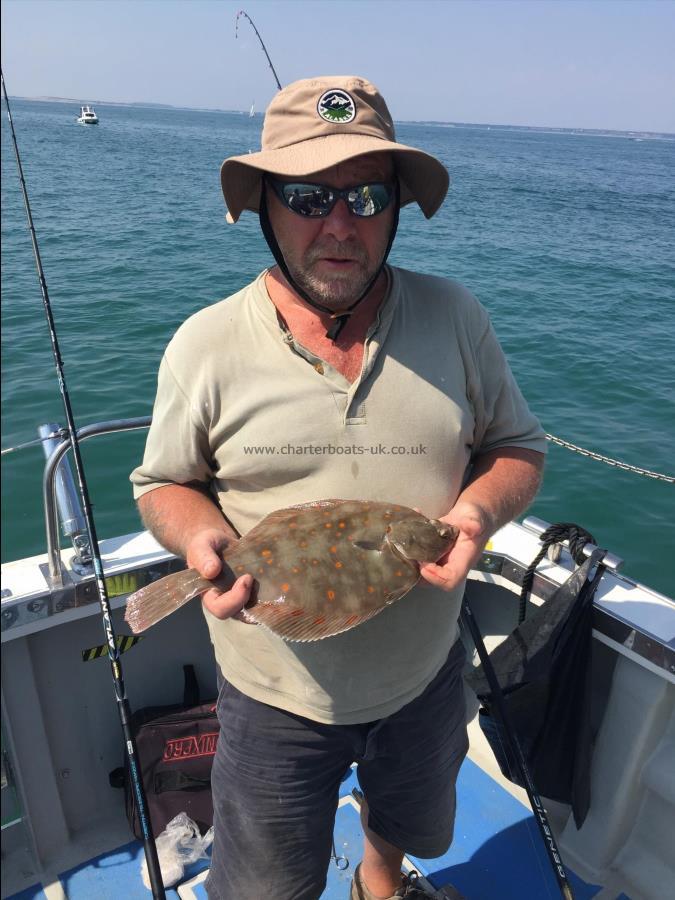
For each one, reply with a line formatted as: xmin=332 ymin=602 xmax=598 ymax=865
xmin=349 ymin=184 xmax=392 ymax=216
xmin=283 ymin=185 xmax=332 ymax=217
xmin=276 ymin=182 xmax=393 ymax=218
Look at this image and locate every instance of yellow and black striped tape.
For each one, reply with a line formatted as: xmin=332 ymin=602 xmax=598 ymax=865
xmin=81 ymin=634 xmax=143 ymax=662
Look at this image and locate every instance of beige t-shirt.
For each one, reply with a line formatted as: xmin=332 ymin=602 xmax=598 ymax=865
xmin=131 ymin=266 xmax=546 ymax=724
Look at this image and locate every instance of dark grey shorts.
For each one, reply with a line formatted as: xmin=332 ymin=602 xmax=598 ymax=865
xmin=206 ymin=640 xmax=468 ymax=900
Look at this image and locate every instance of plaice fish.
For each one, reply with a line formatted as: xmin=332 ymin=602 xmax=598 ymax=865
xmin=124 ymin=499 xmax=458 ymax=641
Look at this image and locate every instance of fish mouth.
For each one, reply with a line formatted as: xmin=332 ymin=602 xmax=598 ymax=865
xmin=430 ymin=519 xmax=454 ymax=539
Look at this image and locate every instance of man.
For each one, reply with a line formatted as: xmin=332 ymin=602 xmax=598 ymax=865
xmin=131 ymin=76 xmax=546 ymax=900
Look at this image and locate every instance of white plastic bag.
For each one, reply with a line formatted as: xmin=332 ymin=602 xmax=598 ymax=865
xmin=141 ymin=812 xmax=215 ymax=889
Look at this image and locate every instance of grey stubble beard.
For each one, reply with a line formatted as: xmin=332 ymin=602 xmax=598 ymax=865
xmin=286 ymin=242 xmax=383 ymax=312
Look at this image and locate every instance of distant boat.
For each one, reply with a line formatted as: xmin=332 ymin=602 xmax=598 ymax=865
xmin=249 ymin=103 xmax=255 ymax=118
xmin=77 ymin=105 xmax=98 ymax=125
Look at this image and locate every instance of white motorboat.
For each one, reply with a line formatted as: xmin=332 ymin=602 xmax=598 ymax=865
xmin=76 ymin=105 xmax=98 ymax=125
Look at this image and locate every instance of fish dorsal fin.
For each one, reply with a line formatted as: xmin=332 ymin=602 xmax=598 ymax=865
xmin=243 ymin=602 xmax=388 ymax=642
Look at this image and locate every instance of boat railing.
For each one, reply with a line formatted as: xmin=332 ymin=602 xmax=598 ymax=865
xmin=42 ymin=416 xmax=151 ymax=586
xmin=41 ymin=420 xmax=628 ymax=586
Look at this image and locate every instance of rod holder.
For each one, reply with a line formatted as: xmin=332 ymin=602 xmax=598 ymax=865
xmin=39 ymin=423 xmax=92 ymax=576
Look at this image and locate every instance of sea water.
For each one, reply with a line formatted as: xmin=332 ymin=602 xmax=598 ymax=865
xmin=2 ymin=100 xmax=674 ymax=596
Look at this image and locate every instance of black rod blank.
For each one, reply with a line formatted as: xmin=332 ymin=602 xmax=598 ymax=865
xmin=1 ymin=72 xmax=166 ymax=899
xmin=235 ymin=9 xmax=283 ymax=91
xmin=462 ymin=596 xmax=575 ymax=900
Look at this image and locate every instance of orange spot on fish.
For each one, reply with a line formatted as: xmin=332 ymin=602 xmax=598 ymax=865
xmin=281 ymin=583 xmax=290 ymax=592
xmin=289 ymin=521 xmax=297 ymax=528
xmin=299 ymin=540 xmax=308 ymax=548
xmin=334 ymin=561 xmax=343 ymax=569
xmin=367 ymin=586 xmax=375 ymax=593
xmin=330 ymin=546 xmax=337 ymax=553
xmin=292 ymin=566 xmax=300 ymax=573
xmin=312 ymin=559 xmax=319 ymax=566
xmin=266 ymin=559 xmax=274 ymax=565
xmin=261 ymin=549 xmax=272 ymax=557
xmin=338 ymin=521 xmax=346 ymax=528
xmin=327 ymin=590 xmax=335 ymax=601
xmin=236 ymin=565 xmax=245 ymax=572
xmin=324 ymin=522 xmax=332 ymax=528
xmin=395 ymin=570 xmax=403 ymax=576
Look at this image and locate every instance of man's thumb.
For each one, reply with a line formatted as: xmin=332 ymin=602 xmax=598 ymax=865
xmin=200 ymin=555 xmax=222 ymax=579
xmin=458 ymin=514 xmax=486 ymax=538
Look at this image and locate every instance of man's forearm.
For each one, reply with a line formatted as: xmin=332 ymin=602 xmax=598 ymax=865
xmin=456 ymin=447 xmax=545 ymax=535
xmin=137 ymin=483 xmax=238 ymax=559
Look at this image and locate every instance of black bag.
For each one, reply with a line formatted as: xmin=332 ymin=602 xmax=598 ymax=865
xmin=465 ymin=548 xmax=606 ymax=828
xmin=111 ymin=664 xmax=220 ymax=839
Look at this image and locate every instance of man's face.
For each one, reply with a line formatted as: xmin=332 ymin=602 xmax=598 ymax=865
xmin=266 ymin=152 xmax=396 ymax=311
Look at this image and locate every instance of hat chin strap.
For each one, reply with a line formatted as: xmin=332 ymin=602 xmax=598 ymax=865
xmin=259 ymin=180 xmax=400 ymax=342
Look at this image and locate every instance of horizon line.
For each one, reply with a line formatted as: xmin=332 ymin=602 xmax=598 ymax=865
xmin=9 ymin=94 xmax=674 ymax=138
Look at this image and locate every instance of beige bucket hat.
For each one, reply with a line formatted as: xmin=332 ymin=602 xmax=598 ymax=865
xmin=220 ymin=76 xmax=449 ymax=223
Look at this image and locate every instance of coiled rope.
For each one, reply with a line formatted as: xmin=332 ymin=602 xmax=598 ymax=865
xmin=545 ymin=433 xmax=674 ymax=484
xmin=518 ymin=522 xmax=598 ymax=624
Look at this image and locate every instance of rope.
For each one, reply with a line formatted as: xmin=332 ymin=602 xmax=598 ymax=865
xmin=545 ymin=433 xmax=674 ymax=483
xmin=518 ymin=522 xmax=597 ymax=624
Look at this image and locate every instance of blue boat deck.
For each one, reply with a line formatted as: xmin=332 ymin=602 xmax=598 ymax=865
xmin=6 ymin=759 xmax=628 ymax=900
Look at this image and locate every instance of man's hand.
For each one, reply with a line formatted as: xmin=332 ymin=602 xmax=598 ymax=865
xmin=185 ymin=528 xmax=254 ymax=621
xmin=138 ymin=485 xmax=255 ymax=622
xmin=418 ymin=447 xmax=544 ymax=592
xmin=419 ymin=501 xmax=492 ymax=592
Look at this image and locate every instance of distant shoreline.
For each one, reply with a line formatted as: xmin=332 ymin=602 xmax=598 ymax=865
xmin=9 ymin=95 xmax=674 ymax=140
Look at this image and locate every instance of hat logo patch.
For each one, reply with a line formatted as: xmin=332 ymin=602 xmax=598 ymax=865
xmin=317 ymin=89 xmax=356 ymax=124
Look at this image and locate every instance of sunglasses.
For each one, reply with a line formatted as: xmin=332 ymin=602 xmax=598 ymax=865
xmin=266 ymin=178 xmax=395 ymax=219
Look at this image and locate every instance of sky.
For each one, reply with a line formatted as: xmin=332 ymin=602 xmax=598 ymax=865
xmin=2 ymin=0 xmax=674 ymax=133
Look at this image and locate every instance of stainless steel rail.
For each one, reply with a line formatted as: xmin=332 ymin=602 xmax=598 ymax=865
xmin=43 ymin=417 xmax=151 ymax=585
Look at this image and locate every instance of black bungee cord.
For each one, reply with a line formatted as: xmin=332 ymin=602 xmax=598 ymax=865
xmin=1 ymin=72 xmax=166 ymax=899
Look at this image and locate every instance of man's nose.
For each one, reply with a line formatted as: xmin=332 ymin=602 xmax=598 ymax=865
xmin=320 ymin=198 xmax=357 ymax=241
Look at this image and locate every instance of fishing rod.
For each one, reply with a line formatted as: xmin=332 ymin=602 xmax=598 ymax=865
xmin=461 ymin=597 xmax=575 ymax=900
xmin=0 ymin=72 xmax=166 ymax=900
xmin=235 ymin=9 xmax=283 ymax=91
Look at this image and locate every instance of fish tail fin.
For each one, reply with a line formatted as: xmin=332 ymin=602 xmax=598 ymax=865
xmin=124 ymin=568 xmax=213 ymax=634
